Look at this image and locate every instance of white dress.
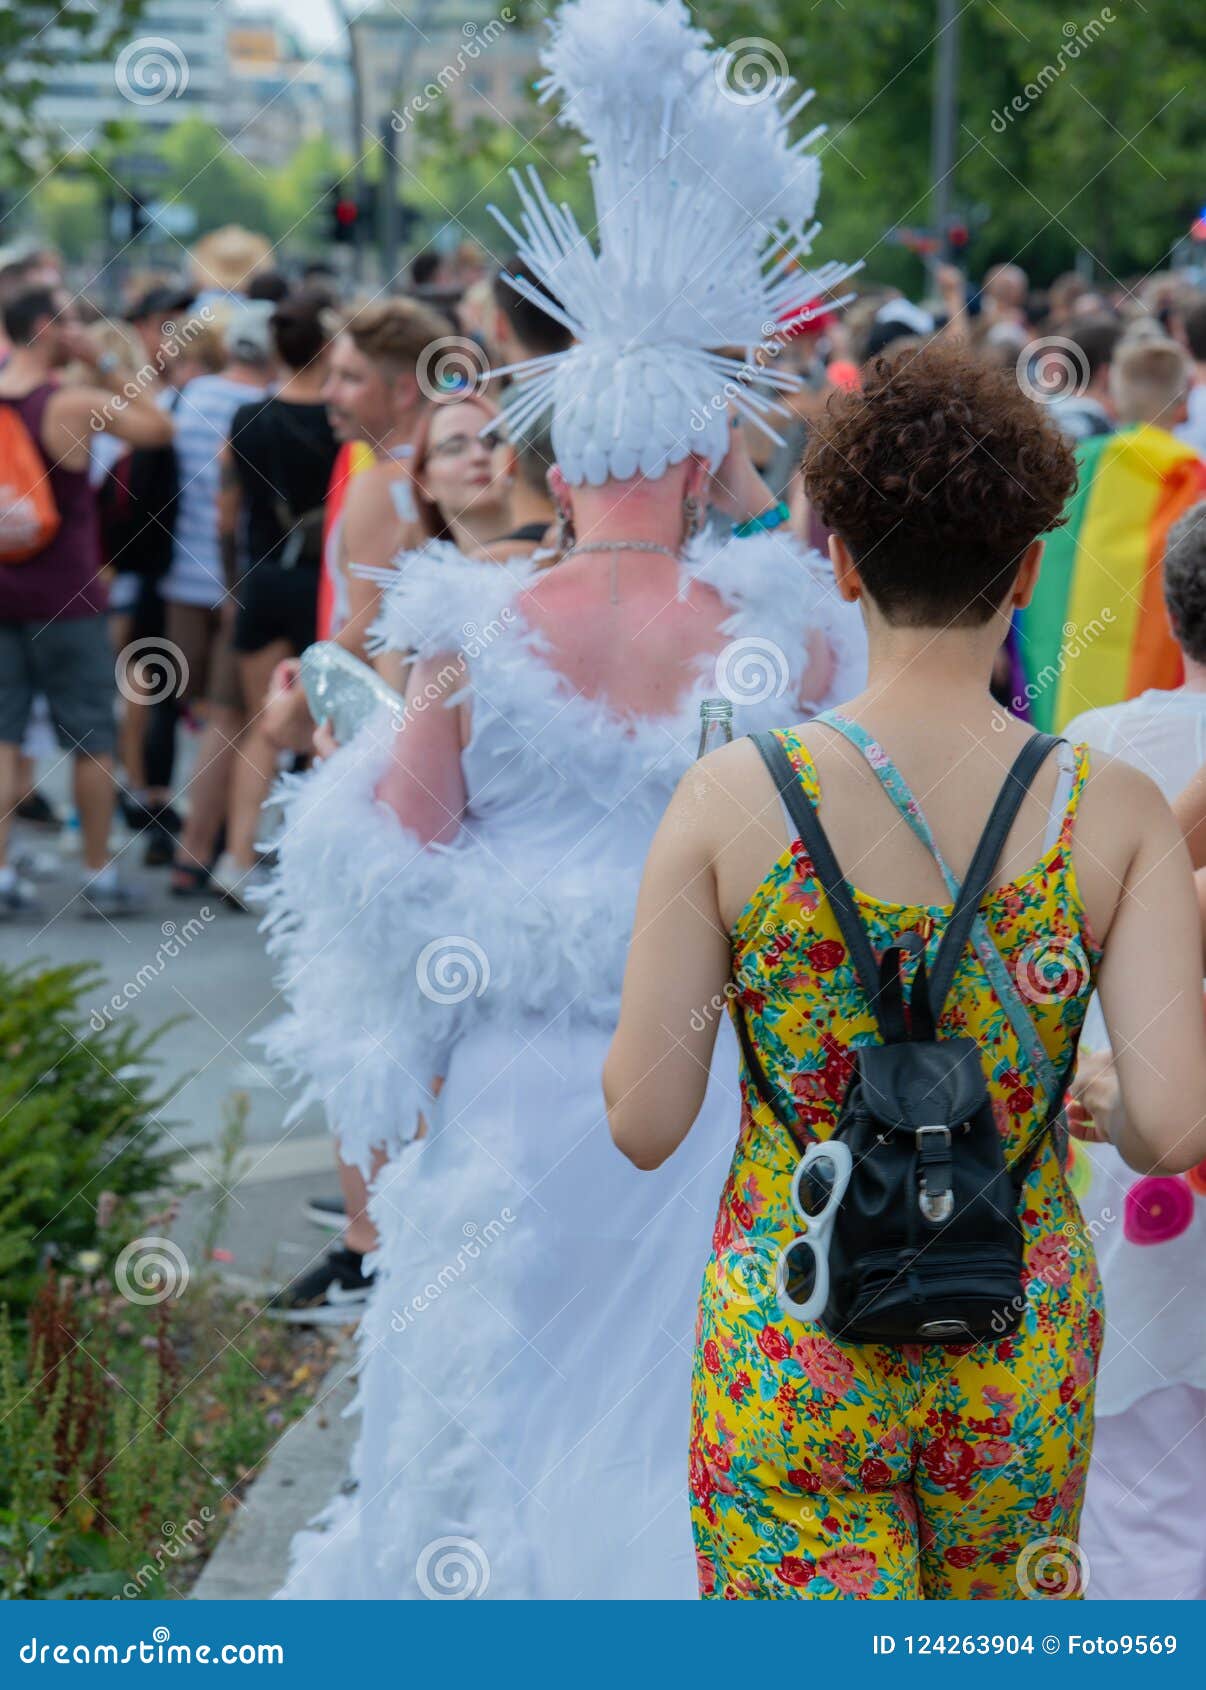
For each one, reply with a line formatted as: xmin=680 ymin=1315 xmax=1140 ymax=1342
xmin=261 ymin=532 xmax=866 ymax=1600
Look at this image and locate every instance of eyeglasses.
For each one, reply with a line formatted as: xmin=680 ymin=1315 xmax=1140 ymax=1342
xmin=427 ymin=432 xmax=503 ymax=461
xmin=775 ymin=1139 xmax=852 ymax=1323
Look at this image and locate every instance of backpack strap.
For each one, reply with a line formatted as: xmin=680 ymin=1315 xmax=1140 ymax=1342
xmin=815 ymin=708 xmax=1066 ymax=1107
xmin=730 ymin=993 xmax=813 ymax=1155
xmin=750 ymin=730 xmax=900 ymax=1041
xmin=927 ymin=732 xmax=1063 ymax=1020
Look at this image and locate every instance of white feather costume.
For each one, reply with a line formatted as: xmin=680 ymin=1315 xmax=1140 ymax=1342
xmin=262 ymin=0 xmax=865 ymax=1600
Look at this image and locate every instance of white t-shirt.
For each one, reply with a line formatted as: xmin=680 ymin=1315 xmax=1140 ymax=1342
xmin=161 ymin=373 xmax=268 ymax=608
xmin=1063 ymin=685 xmax=1206 ymax=800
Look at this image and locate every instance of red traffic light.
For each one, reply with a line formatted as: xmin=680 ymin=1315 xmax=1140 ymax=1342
xmin=335 ymin=199 xmax=358 ymax=226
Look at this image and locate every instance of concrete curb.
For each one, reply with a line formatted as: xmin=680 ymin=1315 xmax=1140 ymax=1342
xmin=191 ymin=1344 xmax=359 ymax=1600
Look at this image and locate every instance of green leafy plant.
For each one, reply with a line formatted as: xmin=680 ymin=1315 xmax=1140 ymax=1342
xmin=0 ymin=1274 xmax=191 ymax=1599
xmin=0 ymin=961 xmax=177 ymax=1312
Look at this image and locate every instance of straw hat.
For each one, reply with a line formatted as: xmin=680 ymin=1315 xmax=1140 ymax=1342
xmin=188 ymin=225 xmax=272 ymax=296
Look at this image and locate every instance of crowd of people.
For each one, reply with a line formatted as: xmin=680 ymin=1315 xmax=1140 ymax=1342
xmin=3 ymin=0 xmax=1206 ymax=1606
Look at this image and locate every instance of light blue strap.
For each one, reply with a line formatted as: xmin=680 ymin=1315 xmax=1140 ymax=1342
xmin=814 ymin=709 xmax=1061 ymax=1105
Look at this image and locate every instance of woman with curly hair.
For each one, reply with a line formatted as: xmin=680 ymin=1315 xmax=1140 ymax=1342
xmin=606 ymin=344 xmax=1206 ymax=1599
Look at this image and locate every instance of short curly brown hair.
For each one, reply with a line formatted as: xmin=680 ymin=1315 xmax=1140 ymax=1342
xmin=803 ymin=344 xmax=1078 ymax=627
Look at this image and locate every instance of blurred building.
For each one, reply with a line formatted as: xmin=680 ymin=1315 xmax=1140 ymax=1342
xmin=225 ymin=11 xmax=348 ymax=168
xmin=351 ymin=0 xmax=541 ymax=142
xmin=29 ymin=0 xmax=230 ymax=152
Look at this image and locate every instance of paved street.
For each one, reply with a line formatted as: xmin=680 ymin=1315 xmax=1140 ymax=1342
xmin=3 ymin=762 xmax=336 ymax=1294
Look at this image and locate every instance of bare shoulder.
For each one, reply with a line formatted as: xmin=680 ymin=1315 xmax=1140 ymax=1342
xmin=1069 ymin=746 xmax=1180 ymax=935
xmin=345 ymin=459 xmax=401 ymax=514
xmin=1075 ymin=745 xmax=1173 ymax=848
xmin=670 ymin=734 xmax=786 ymax=852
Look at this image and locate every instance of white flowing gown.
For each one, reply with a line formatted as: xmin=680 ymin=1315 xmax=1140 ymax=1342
xmin=261 ymin=532 xmax=865 ymax=1600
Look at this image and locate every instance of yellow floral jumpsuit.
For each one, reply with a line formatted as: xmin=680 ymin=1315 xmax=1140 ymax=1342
xmin=691 ymin=725 xmax=1104 ymax=1600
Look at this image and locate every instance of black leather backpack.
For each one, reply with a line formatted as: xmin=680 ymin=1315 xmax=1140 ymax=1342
xmin=735 ymin=729 xmax=1074 ymax=1346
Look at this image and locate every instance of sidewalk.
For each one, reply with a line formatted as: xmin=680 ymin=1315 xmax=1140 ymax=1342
xmin=191 ymin=1343 xmax=360 ymax=1600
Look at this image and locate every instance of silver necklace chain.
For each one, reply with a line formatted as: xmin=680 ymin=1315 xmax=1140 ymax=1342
xmin=561 ymin=539 xmax=681 ymax=605
xmin=561 ymin=540 xmax=680 ymax=561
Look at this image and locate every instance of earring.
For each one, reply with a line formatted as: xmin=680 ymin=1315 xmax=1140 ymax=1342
xmin=683 ymin=494 xmax=703 ymax=544
xmin=556 ymin=506 xmax=576 ymax=551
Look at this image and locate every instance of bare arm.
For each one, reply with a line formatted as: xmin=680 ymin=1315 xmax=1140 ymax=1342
xmin=46 ymin=382 xmax=172 ymax=464
xmin=1173 ymin=760 xmax=1206 ymax=871
xmin=1090 ymin=765 xmax=1206 ymax=1172
xmin=332 ymin=469 xmax=422 ymax=668
xmin=374 ymin=652 xmax=468 ymax=846
xmin=604 ymin=761 xmax=732 ymax=1169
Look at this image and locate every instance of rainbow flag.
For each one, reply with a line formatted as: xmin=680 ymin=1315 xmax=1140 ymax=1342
xmin=1017 ymin=424 xmax=1205 ymax=731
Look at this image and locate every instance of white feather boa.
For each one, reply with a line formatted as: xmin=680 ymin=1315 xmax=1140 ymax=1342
xmin=258 ymin=533 xmax=865 ymax=1171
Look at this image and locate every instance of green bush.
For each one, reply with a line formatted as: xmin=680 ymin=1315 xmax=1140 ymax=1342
xmin=0 ymin=961 xmax=177 ymax=1310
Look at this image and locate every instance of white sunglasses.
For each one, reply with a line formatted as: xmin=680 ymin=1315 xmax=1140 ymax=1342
xmin=775 ymin=1139 xmax=853 ymax=1324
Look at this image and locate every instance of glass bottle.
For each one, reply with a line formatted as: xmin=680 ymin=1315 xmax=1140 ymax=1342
xmin=697 ymin=695 xmax=734 ymax=759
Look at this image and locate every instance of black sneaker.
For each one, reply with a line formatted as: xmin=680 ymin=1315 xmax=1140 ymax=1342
xmin=265 ymin=1247 xmax=375 ymax=1325
xmin=15 ymin=790 xmax=61 ymax=830
xmin=303 ymin=1194 xmax=347 ymax=1232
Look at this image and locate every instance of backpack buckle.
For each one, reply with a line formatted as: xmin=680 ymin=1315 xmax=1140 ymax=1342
xmin=916 ymin=1125 xmax=954 ymax=1224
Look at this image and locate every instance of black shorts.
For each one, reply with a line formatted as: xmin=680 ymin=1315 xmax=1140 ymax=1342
xmin=233 ymin=560 xmax=319 ymax=657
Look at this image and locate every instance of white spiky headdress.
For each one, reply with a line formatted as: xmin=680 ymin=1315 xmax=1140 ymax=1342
xmin=488 ymin=0 xmax=857 ymax=487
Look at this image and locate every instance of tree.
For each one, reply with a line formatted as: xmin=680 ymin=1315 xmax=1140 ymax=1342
xmin=0 ymin=1 xmax=148 ymax=179
xmin=155 ymin=119 xmax=280 ymax=244
xmin=695 ymin=0 xmax=1206 ymax=289
xmin=402 ymin=96 xmax=591 ymax=259
xmin=26 ymin=176 xmax=106 ymax=265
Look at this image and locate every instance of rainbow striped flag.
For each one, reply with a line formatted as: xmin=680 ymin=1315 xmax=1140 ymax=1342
xmin=1017 ymin=424 xmax=1205 ymax=731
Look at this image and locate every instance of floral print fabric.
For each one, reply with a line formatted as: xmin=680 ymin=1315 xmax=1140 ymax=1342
xmin=691 ymin=730 xmax=1104 ymax=1599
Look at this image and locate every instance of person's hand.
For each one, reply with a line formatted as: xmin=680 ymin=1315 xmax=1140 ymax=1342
xmin=1067 ymin=1047 xmax=1121 ymax=1145
xmin=262 ymin=657 xmax=320 ymax=754
xmin=313 ymin=718 xmax=339 ymax=760
xmin=706 ymin=414 xmax=775 ymax=523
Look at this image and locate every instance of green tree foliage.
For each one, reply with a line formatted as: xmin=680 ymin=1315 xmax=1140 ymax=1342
xmin=403 ymin=100 xmax=590 ymax=255
xmin=0 ymin=0 xmax=148 ymax=178
xmin=696 ymin=0 xmax=1206 ymax=289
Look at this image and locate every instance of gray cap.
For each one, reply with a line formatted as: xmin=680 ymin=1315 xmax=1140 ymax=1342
xmin=224 ymin=298 xmax=275 ymax=364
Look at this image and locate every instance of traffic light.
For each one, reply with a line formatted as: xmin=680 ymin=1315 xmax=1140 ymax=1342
xmin=329 ymin=185 xmax=359 ymax=246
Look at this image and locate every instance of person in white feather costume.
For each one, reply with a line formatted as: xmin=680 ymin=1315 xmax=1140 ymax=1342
xmin=261 ymin=0 xmax=866 ymax=1599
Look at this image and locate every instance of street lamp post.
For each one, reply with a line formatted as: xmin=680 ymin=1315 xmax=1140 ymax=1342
xmin=930 ymin=0 xmax=961 ymax=268
xmin=331 ymin=0 xmax=366 ymax=285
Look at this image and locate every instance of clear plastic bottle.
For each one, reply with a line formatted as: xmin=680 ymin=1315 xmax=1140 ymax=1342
xmin=697 ymin=695 xmax=734 ymax=759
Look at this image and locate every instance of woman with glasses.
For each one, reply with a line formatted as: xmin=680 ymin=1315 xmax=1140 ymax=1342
xmin=407 ymin=391 xmax=520 ymax=553
xmin=606 ymin=344 xmax=1206 ymax=1599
